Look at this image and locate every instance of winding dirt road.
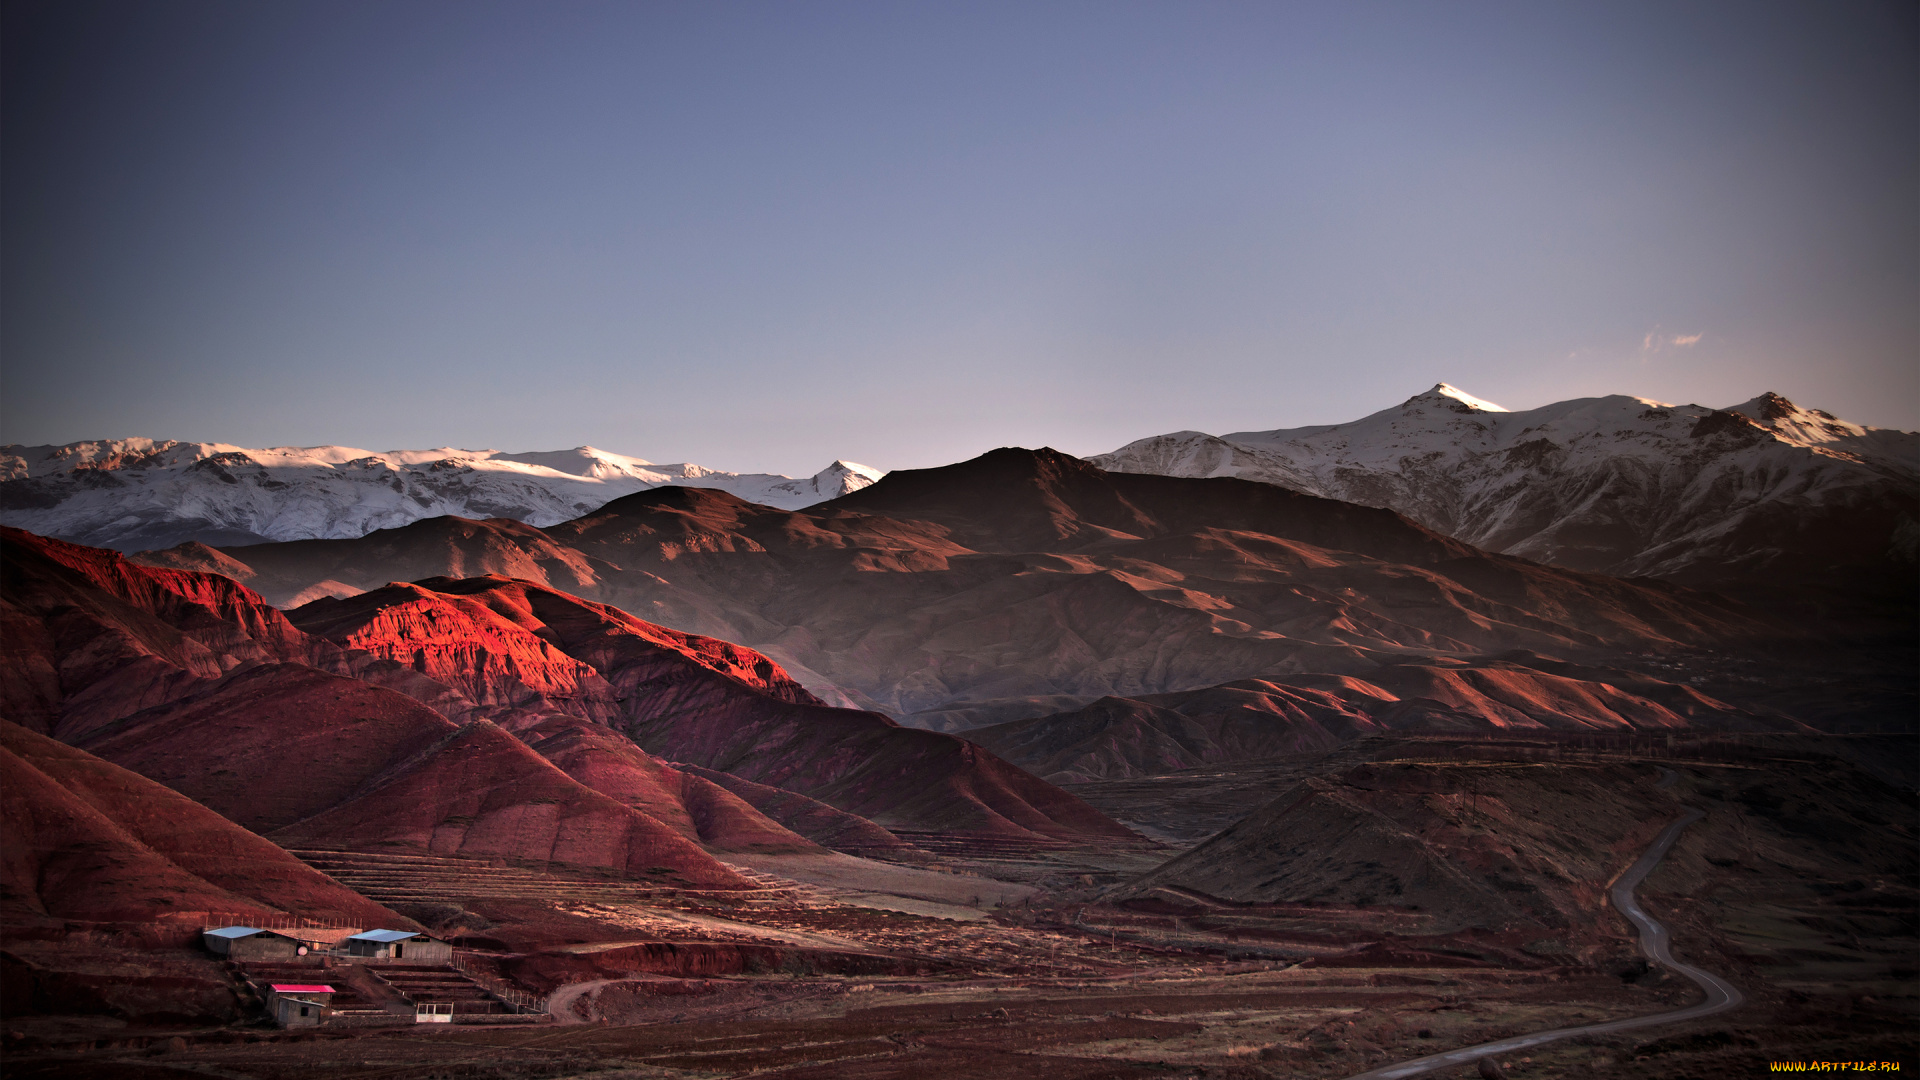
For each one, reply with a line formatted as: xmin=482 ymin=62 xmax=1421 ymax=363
xmin=1344 ymin=806 xmax=1744 ymax=1079
xmin=547 ymin=978 xmax=618 ymax=1024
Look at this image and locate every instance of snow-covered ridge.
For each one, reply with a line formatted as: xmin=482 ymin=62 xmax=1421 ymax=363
xmin=0 ymin=439 xmax=885 ymax=552
xmin=1094 ymin=385 xmax=1918 ymax=583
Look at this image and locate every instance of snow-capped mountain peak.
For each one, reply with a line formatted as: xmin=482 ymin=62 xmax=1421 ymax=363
xmin=1095 ymin=385 xmax=1917 ymax=585
xmin=490 ymin=446 xmax=662 ymax=479
xmin=1725 ymin=391 xmax=1870 ymax=447
xmin=1412 ymin=382 xmax=1510 ymax=413
xmin=0 ymin=439 xmax=887 ymax=552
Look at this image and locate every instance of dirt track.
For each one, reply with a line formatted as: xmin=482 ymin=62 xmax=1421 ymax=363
xmin=1346 ymin=806 xmax=1745 ymax=1079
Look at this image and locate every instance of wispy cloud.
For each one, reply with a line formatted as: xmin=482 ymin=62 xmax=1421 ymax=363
xmin=1639 ymin=326 xmax=1704 ymax=361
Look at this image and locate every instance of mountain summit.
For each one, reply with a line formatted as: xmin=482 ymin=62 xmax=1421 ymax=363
xmin=1094 ymin=387 xmax=1916 ymax=588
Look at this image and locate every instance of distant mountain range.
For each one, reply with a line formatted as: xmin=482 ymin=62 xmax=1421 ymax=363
xmin=131 ymin=447 xmax=1781 ymax=733
xmin=1094 ymin=385 xmax=1917 ymax=590
xmin=8 ymin=386 xmax=1912 ymax=594
xmin=0 ymin=440 xmax=884 ymax=552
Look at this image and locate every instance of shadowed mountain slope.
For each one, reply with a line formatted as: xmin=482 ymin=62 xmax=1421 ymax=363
xmin=669 ymin=763 xmax=932 ymax=861
xmin=1113 ymin=759 xmax=1683 ymax=934
xmin=1 ymin=722 xmax=409 ymax=927
xmin=964 ymin=653 xmax=1796 ymax=783
xmin=140 ymin=449 xmax=1781 ymax=731
xmin=517 ymin=717 xmax=827 ymax=855
xmin=1109 ymin=751 xmax=1918 ymax=949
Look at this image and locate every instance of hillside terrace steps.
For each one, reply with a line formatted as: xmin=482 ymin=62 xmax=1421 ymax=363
xmin=285 ymin=848 xmax=805 ymax=907
xmin=886 ymin=831 xmax=1160 ymax=859
xmin=367 ymin=964 xmax=506 ymax=1015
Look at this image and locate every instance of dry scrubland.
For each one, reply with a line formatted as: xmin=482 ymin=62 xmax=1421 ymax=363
xmin=6 ymin=737 xmax=1913 ymax=1078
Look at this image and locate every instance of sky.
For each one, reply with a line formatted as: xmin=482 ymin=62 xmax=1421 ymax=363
xmin=4 ymin=0 xmax=1915 ymax=475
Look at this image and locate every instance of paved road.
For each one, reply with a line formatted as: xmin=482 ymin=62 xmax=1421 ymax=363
xmin=1344 ymin=807 xmax=1743 ymax=1079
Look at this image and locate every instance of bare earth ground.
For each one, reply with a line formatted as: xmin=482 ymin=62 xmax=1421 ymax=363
xmin=4 ymin=739 xmax=1914 ymax=1078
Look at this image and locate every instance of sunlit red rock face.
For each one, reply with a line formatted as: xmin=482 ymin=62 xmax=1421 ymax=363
xmin=964 ymin=653 xmax=1799 ymax=783
xmin=152 ymin=448 xmax=1784 ymax=732
xmin=1 ymin=722 xmax=408 ymax=927
xmin=289 ymin=574 xmax=820 ymax=715
xmin=286 ymin=577 xmax=1137 ymax=847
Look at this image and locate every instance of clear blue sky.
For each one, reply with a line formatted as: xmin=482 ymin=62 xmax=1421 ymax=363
xmin=4 ymin=0 xmax=1914 ymax=473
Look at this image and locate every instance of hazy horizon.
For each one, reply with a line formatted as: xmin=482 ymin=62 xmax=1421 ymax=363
xmin=5 ymin=1 xmax=1914 ymax=475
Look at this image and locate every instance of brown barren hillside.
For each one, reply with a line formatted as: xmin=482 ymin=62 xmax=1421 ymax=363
xmin=517 ymin=715 xmax=828 ymax=854
xmin=139 ymin=448 xmax=1781 ymax=731
xmin=261 ymin=720 xmax=755 ymax=887
xmin=0 ymin=722 xmax=407 ymax=927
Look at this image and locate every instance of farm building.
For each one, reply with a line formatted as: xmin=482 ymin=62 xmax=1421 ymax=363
xmin=344 ymin=929 xmax=451 ymax=961
xmin=202 ymin=927 xmax=313 ymax=960
xmin=266 ymin=984 xmax=334 ymax=1028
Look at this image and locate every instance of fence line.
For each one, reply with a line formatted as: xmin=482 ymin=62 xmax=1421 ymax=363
xmin=196 ymin=912 xmax=367 ymax=933
xmin=450 ymin=951 xmax=549 ymax=1015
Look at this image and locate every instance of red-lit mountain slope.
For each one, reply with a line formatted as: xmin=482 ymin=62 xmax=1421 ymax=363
xmin=286 ymin=577 xmax=1135 ymax=846
xmin=1 ymin=721 xmax=407 ymax=927
xmin=1 ymin=527 xmax=311 ymax=739
xmin=148 ymin=449 xmax=1781 ymax=730
xmin=0 ymin=530 xmax=801 ymax=879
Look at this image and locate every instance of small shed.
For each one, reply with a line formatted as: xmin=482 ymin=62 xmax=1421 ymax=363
xmin=344 ymin=929 xmax=451 ymax=962
xmin=203 ymin=927 xmax=311 ymax=960
xmin=267 ymin=984 xmax=334 ymax=1027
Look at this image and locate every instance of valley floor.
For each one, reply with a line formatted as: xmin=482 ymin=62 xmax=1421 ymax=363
xmin=5 ymin=737 xmax=1914 ymax=1078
